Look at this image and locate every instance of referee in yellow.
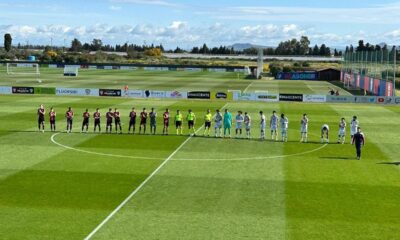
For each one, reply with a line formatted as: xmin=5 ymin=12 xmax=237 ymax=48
xmin=187 ymin=109 xmax=196 ymax=136
xmin=175 ymin=110 xmax=183 ymax=135
xmin=203 ymin=109 xmax=212 ymax=137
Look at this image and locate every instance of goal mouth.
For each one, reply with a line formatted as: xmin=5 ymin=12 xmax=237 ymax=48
xmin=64 ymin=65 xmax=79 ymax=77
xmin=6 ymin=63 xmax=40 ymax=75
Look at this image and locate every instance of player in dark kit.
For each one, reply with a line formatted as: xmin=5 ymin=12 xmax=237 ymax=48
xmin=139 ymin=108 xmax=148 ymax=134
xmin=81 ymin=109 xmax=90 ymax=133
xmin=128 ymin=107 xmax=137 ymax=134
xmin=37 ymin=104 xmax=45 ymax=132
xmin=49 ymin=107 xmax=56 ymax=132
xmin=352 ymin=127 xmax=365 ymax=160
xmin=149 ymin=108 xmax=157 ymax=135
xmin=106 ymin=108 xmax=114 ymax=133
xmin=163 ymin=108 xmax=170 ymax=135
xmin=65 ymin=107 xmax=74 ymax=133
xmin=93 ymin=108 xmax=101 ymax=133
xmin=114 ymin=108 xmax=122 ymax=134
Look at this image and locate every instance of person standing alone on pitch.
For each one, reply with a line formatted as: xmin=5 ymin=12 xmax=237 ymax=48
xmin=352 ymin=127 xmax=365 ymax=160
xmin=37 ymin=104 xmax=45 ymax=133
xmin=65 ymin=107 xmax=74 ymax=133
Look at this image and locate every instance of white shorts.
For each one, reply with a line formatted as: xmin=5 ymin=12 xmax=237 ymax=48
xmin=236 ymin=123 xmax=243 ymax=129
xmin=260 ymin=124 xmax=266 ymax=131
xmin=338 ymin=129 xmax=346 ymax=136
xmin=281 ymin=128 xmax=288 ymax=134
xmin=301 ymin=127 xmax=308 ymax=133
xmin=245 ymin=125 xmax=251 ymax=131
xmin=350 ymin=129 xmax=356 ymax=136
xmin=215 ymin=122 xmax=222 ymax=129
xmin=271 ymin=125 xmax=278 ymax=131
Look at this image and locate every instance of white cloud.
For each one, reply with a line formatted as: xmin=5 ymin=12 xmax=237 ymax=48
xmin=1 ymin=22 xmax=399 ymax=48
xmin=110 ymin=5 xmax=122 ymax=11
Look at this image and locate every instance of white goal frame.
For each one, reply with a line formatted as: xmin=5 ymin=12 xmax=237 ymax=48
xmin=6 ymin=63 xmax=40 ymax=75
xmin=64 ymin=65 xmax=79 ymax=77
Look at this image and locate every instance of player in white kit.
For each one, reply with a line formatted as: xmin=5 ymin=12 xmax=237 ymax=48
xmin=270 ymin=111 xmax=279 ymax=141
xmin=338 ymin=118 xmax=347 ymax=144
xmin=214 ymin=109 xmax=223 ymax=137
xmin=244 ymin=112 xmax=251 ymax=139
xmin=235 ymin=111 xmax=244 ymax=138
xmin=260 ymin=111 xmax=266 ymax=140
xmin=280 ymin=113 xmax=289 ymax=142
xmin=321 ymin=124 xmax=330 ymax=143
xmin=350 ymin=116 xmax=359 ymax=141
xmin=300 ymin=114 xmax=309 ymax=143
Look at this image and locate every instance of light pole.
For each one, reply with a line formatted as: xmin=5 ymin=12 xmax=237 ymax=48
xmin=394 ymin=46 xmax=397 ymax=97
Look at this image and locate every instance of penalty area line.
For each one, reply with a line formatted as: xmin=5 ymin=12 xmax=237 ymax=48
xmin=84 ymin=103 xmax=229 ymax=239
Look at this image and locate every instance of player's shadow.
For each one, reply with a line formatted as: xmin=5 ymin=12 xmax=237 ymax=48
xmin=377 ymin=162 xmax=400 ymax=166
xmin=319 ymin=157 xmax=355 ymax=160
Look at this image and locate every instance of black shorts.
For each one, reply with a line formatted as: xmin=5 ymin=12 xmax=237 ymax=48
xmin=176 ymin=121 xmax=182 ymax=128
xmin=164 ymin=121 xmax=169 ymax=127
xmin=188 ymin=120 xmax=194 ymax=128
xmin=94 ymin=119 xmax=100 ymax=125
xmin=107 ymin=120 xmax=112 ymax=126
xmin=83 ymin=119 xmax=89 ymax=125
xmin=140 ymin=120 xmax=147 ymax=125
xmin=205 ymin=121 xmax=211 ymax=128
xmin=38 ymin=118 xmax=45 ymax=124
xmin=50 ymin=120 xmax=55 ymax=125
xmin=115 ymin=119 xmax=121 ymax=125
xmin=67 ymin=119 xmax=73 ymax=125
xmin=129 ymin=120 xmax=136 ymax=126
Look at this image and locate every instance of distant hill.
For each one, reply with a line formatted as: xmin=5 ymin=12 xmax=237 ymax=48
xmin=230 ymin=43 xmax=271 ymax=51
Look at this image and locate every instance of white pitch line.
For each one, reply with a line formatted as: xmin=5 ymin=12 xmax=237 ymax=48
xmin=83 ymin=103 xmax=229 ymax=239
xmin=83 ymin=134 xmax=194 ymax=240
xmin=243 ymin=81 xmax=254 ymax=93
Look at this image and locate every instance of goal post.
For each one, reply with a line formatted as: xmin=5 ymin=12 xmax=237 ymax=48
xmin=64 ymin=65 xmax=79 ymax=77
xmin=6 ymin=63 xmax=40 ymax=75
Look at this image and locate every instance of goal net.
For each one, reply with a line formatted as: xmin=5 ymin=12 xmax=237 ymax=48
xmin=6 ymin=63 xmax=40 ymax=75
xmin=64 ymin=65 xmax=79 ymax=77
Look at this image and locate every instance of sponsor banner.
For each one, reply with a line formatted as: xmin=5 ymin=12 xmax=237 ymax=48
xmin=187 ymin=91 xmax=211 ymax=99
xmin=104 ymin=66 xmax=113 ymax=70
xmin=12 ymin=86 xmax=34 ymax=94
xmin=48 ymin=64 xmax=58 ymax=68
xmin=396 ymin=97 xmax=400 ymax=104
xmin=56 ymin=88 xmax=99 ymax=96
xmin=326 ymin=95 xmax=356 ymax=103
xmin=184 ymin=68 xmax=201 ymax=72
xmin=256 ymin=93 xmax=279 ymax=102
xmin=276 ymin=72 xmax=317 ymax=80
xmin=279 ymin=94 xmax=303 ymax=102
xmin=354 ymin=96 xmax=376 ymax=104
xmin=376 ymin=97 xmax=400 ymax=104
xmin=234 ymin=93 xmax=256 ymax=101
xmin=34 ymin=87 xmax=56 ymax=95
xmin=99 ymin=89 xmax=122 ymax=97
xmin=144 ymin=67 xmax=169 ymax=71
xmin=65 ymin=64 xmax=81 ymax=69
xmin=120 ymin=66 xmax=138 ymax=70
xmin=89 ymin=65 xmax=97 ymax=69
xmin=0 ymin=86 xmax=12 ymax=94
xmin=124 ymin=90 xmax=143 ymax=98
xmin=165 ymin=91 xmax=188 ymax=99
xmin=208 ymin=68 xmax=227 ymax=72
xmin=143 ymin=90 xmax=166 ymax=98
xmin=303 ymin=95 xmax=327 ymax=103
xmin=210 ymin=91 xmax=233 ymax=100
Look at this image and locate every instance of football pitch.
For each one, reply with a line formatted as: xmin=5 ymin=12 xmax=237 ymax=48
xmin=0 ymin=92 xmax=399 ymax=239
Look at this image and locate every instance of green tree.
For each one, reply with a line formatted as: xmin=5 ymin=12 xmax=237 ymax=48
xmin=4 ymin=33 xmax=12 ymax=52
xmin=299 ymin=36 xmax=310 ymax=55
xmin=91 ymin=39 xmax=103 ymax=51
xmin=70 ymin=38 xmax=82 ymax=52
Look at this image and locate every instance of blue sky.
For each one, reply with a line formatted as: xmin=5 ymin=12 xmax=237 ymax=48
xmin=1 ymin=0 xmax=400 ymax=49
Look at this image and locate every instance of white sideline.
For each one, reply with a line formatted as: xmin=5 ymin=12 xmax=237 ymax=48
xmin=83 ymin=103 xmax=229 ymax=239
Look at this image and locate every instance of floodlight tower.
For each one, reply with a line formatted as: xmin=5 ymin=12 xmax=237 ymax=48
xmin=257 ymin=48 xmax=264 ymax=79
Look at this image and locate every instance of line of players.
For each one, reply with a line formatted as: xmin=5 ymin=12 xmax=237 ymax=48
xmin=37 ymin=105 xmax=361 ymax=144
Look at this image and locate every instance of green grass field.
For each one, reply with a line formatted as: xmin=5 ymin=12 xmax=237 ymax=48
xmin=0 ymin=65 xmax=348 ymax=95
xmin=0 ymin=89 xmax=399 ymax=239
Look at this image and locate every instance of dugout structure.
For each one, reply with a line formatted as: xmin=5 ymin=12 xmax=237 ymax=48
xmin=341 ymin=49 xmax=398 ymax=96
